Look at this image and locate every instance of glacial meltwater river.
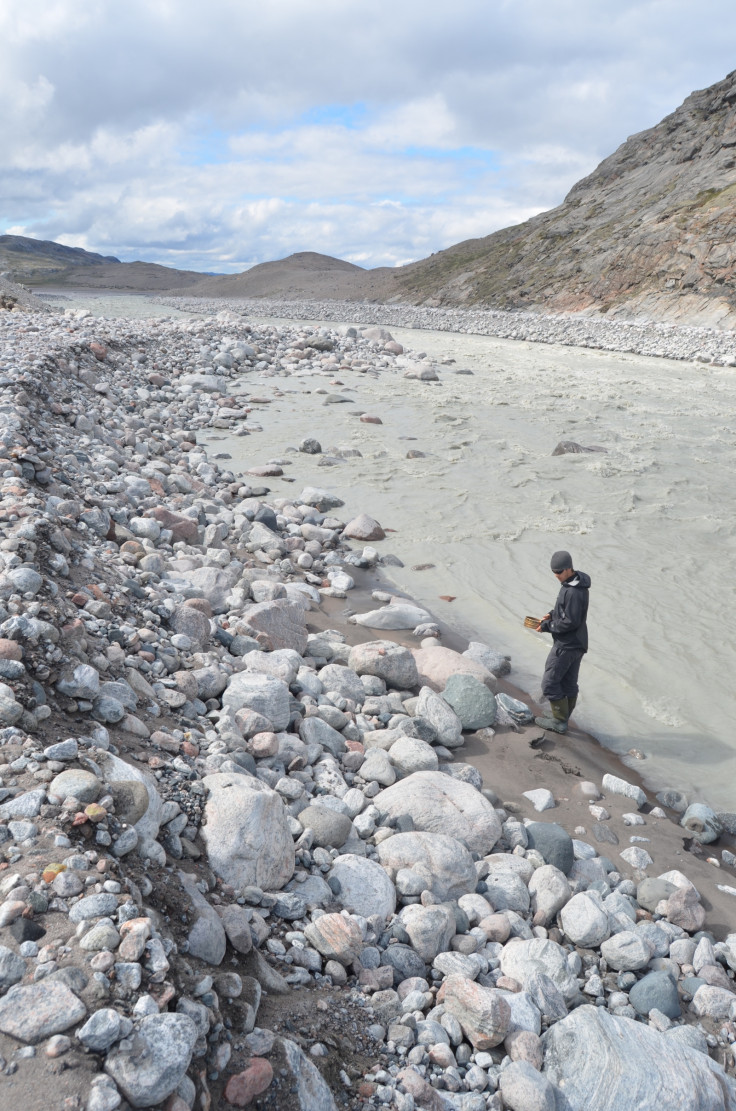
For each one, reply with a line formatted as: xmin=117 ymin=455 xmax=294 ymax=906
xmin=212 ymin=318 xmax=736 ymax=811
xmin=59 ymin=292 xmax=736 ymax=810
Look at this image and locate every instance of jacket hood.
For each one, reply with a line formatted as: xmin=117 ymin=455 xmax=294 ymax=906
xmin=569 ymin=570 xmax=591 ymax=589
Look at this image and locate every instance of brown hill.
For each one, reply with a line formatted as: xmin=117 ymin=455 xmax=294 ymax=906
xmin=177 ymin=251 xmax=375 ymax=300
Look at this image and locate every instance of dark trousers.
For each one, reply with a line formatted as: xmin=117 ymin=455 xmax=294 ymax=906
xmin=542 ymin=645 xmax=585 ymax=702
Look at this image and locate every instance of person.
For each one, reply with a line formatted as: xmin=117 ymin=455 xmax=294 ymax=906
xmin=534 ymin=550 xmax=591 ymax=734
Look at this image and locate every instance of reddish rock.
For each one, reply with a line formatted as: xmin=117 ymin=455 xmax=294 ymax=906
xmin=0 ymin=639 xmax=22 ymax=661
xmin=224 ymin=1059 xmax=273 ymax=1106
xmin=397 ymin=1068 xmax=448 ymax=1111
xmin=149 ymin=506 xmax=200 ymax=544
xmin=247 ymin=464 xmax=283 ymax=477
xmin=665 ymin=884 xmax=706 ymax=932
xmin=360 ymin=415 xmax=383 ymax=424
xmin=505 ymin=1029 xmax=543 ymax=1069
xmin=342 ymin=513 xmax=386 ymax=541
xmin=183 ymin=597 xmax=214 ymax=618
xmin=438 ymin=974 xmax=511 ymax=1049
xmin=358 ymin=966 xmax=394 ymax=992
xmin=89 ymin=342 xmax=107 ymax=361
xmin=250 ymin=732 xmax=279 ymax=758
xmin=304 ymin=913 xmax=363 ymax=966
xmin=182 ymin=740 xmax=199 ymax=757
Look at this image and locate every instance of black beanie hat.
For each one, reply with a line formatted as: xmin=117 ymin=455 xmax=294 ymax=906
xmin=550 ymin=550 xmax=572 ymax=572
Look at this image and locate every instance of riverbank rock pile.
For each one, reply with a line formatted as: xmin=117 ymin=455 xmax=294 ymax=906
xmin=159 ymin=295 xmax=736 ymax=367
xmin=0 ymin=304 xmax=736 ymax=1111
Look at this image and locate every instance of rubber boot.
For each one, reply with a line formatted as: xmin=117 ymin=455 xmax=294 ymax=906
xmin=534 ymin=698 xmax=569 ymax=734
xmin=567 ymin=695 xmax=578 ymax=718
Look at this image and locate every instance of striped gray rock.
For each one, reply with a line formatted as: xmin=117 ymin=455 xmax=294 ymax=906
xmin=543 ymin=1006 xmax=736 ymax=1110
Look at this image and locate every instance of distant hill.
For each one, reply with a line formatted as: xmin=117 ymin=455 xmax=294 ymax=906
xmin=0 ymin=235 xmax=205 ymax=291
xmin=175 ymin=251 xmax=374 ymax=300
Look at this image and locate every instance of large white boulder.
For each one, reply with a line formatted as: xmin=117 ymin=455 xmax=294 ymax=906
xmin=201 ymin=773 xmax=295 ymax=891
xmin=375 ymin=770 xmax=501 ymax=855
xmin=329 ymin=854 xmax=397 ymax=921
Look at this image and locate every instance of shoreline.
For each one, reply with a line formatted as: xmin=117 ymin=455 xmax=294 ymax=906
xmin=156 ymin=293 xmax=736 ymax=365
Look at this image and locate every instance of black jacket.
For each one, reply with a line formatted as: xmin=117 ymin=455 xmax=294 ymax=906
xmin=540 ymin=570 xmax=591 ymax=651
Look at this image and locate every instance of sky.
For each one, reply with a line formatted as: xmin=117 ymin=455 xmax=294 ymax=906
xmin=2 ymin=1 xmax=736 ymax=274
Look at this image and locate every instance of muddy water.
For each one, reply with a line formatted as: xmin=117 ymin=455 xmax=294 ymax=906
xmin=205 ymin=318 xmax=736 ymax=811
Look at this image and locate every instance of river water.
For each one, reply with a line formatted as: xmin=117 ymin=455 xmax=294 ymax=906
xmin=51 ymin=293 xmax=736 ymax=810
xmin=210 ymin=317 xmax=736 ymax=811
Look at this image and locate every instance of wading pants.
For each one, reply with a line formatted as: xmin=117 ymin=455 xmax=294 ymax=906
xmin=542 ymin=645 xmax=585 ymax=702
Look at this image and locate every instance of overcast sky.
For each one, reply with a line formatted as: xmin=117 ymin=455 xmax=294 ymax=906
xmin=2 ymin=1 xmax=736 ymax=273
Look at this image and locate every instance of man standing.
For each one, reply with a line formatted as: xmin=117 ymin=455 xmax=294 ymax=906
xmin=535 ymin=550 xmax=591 ymax=734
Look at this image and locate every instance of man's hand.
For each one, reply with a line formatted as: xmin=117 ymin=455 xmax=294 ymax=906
xmin=536 ymin=613 xmax=551 ymax=631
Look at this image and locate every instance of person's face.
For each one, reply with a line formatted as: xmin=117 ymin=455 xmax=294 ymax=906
xmin=553 ymin=567 xmax=574 ymax=583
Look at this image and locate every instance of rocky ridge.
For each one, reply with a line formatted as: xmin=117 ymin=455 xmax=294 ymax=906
xmin=0 ymin=301 xmax=735 ymax=1110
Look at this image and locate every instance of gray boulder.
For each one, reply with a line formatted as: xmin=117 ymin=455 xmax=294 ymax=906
xmin=441 ymin=673 xmax=497 ymax=730
xmin=277 ymin=1035 xmax=338 ymax=1110
xmin=377 ymin=831 xmax=477 ymax=901
xmin=241 ymin=599 xmax=308 ymax=653
xmin=329 ymin=855 xmax=396 ymax=921
xmin=375 ymin=770 xmax=501 ymax=855
xmin=389 ymin=736 xmax=439 ymax=777
xmin=629 ymin=970 xmax=681 ymax=1019
xmin=298 ymin=805 xmax=352 ymax=848
xmin=559 ymin=891 xmax=610 ymax=948
xmin=222 ymin=672 xmax=291 ymax=730
xmin=525 ymin=823 xmax=574 ymax=874
xmin=416 ymin=685 xmax=463 ymax=747
xmin=348 ymin=641 xmax=419 ymax=689
xmin=105 ymin=1013 xmax=198 ymax=1109
xmin=500 ymin=939 xmax=578 ymax=1002
xmin=202 ymin=773 xmax=295 ymax=891
xmin=542 ymin=1005 xmax=736 ymax=1110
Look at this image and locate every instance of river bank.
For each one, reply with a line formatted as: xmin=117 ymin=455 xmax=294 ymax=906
xmin=2 ymin=294 xmax=735 ymax=1110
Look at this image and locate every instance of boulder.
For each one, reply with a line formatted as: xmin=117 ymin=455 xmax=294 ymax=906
xmin=411 ymin=645 xmax=496 ymax=692
xmin=600 ymin=930 xmax=654 ymax=971
xmin=440 ymin=974 xmax=511 ymax=1049
xmin=276 ymin=1035 xmax=339 ymax=1111
xmin=375 ymin=771 xmax=501 ymax=855
xmin=500 ymin=939 xmax=578 ymax=1002
xmin=400 ymin=904 xmax=456 ymax=962
xmin=525 ymin=823 xmax=574 ymax=875
xmin=201 ymin=773 xmax=295 ymax=891
xmin=329 ymin=854 xmax=396 ymax=920
xmin=377 ymin=831 xmax=477 ymax=901
xmin=352 ymin=603 xmax=432 ymax=630
xmin=388 ymin=736 xmax=439 ymax=777
xmin=559 ymin=892 xmax=610 ymax=948
xmin=441 ymin=673 xmax=497 ymax=730
xmin=298 ymin=805 xmax=352 ymax=848
xmin=343 ymin=514 xmax=386 ymax=541
xmin=179 ymin=565 xmax=240 ymax=613
xmin=317 ymin=663 xmax=365 ymax=702
xmin=415 ymin=686 xmax=463 ymax=747
xmin=528 ymin=865 xmax=571 ymax=925
xmin=304 ymin=913 xmax=363 ymax=966
xmin=222 ymin=673 xmax=291 ymax=730
xmin=170 ymin=605 xmax=211 ymax=651
xmin=542 ymin=1005 xmax=736 ymax=1111
xmin=240 ymin=599 xmax=308 ymax=653
xmin=348 ymin=641 xmax=419 ymax=689
xmin=105 ymin=1013 xmax=198 ymax=1109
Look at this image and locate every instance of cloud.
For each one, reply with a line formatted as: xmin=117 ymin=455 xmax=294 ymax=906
xmin=1 ymin=0 xmax=736 ymax=270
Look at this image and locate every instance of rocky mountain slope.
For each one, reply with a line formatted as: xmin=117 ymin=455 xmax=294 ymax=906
xmin=383 ymin=68 xmax=736 ymax=326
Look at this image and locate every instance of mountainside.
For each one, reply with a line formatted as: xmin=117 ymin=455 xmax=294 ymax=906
xmin=385 ymin=69 xmax=736 ymax=326
xmin=0 ymin=235 xmax=205 ymax=291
